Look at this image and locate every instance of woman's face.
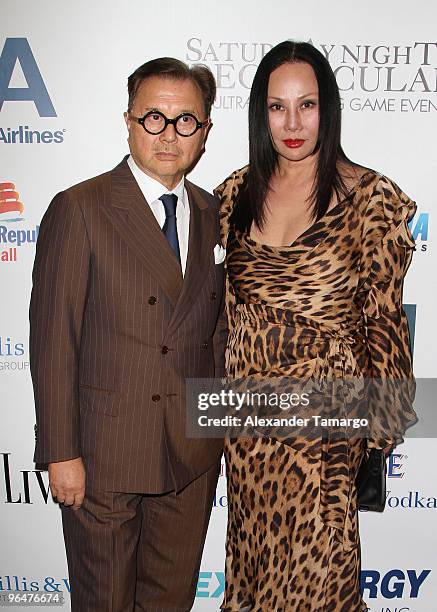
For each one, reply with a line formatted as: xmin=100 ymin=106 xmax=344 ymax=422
xmin=267 ymin=62 xmax=320 ymax=165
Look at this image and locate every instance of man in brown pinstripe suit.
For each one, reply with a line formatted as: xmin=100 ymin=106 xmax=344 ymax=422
xmin=30 ymin=58 xmax=225 ymax=611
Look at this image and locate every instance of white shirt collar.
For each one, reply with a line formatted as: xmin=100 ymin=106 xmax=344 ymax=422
xmin=127 ymin=154 xmax=187 ymax=207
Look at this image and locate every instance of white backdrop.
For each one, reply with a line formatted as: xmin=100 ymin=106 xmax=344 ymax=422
xmin=1 ymin=1 xmax=436 ymax=610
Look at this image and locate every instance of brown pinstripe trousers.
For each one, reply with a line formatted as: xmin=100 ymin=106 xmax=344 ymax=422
xmin=61 ymin=460 xmax=220 ymax=611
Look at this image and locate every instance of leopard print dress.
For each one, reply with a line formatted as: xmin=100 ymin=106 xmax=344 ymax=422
xmin=214 ymin=167 xmax=417 ymax=612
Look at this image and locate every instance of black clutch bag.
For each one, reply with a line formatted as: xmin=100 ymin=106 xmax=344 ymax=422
xmin=356 ymin=448 xmax=387 ymax=512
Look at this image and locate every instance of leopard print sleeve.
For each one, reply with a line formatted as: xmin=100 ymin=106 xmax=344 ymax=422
xmin=360 ymin=175 xmax=418 ymax=449
xmin=214 ymin=167 xmax=248 ymax=375
xmin=214 ymin=166 xmax=248 ymax=249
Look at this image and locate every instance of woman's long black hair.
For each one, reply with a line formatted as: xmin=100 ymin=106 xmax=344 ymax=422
xmin=231 ymin=41 xmax=353 ymax=233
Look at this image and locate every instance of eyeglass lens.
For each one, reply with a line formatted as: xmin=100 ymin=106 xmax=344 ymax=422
xmin=143 ymin=112 xmax=199 ymax=136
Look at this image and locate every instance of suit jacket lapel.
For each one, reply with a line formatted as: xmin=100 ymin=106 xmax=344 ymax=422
xmin=166 ymin=180 xmax=216 ymax=335
xmin=103 ymin=158 xmax=183 ymax=307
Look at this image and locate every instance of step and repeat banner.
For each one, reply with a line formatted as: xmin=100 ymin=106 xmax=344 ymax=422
xmin=1 ymin=1 xmax=436 ymax=610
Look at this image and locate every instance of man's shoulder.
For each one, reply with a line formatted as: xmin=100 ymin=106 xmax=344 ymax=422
xmin=186 ymin=179 xmax=219 ymax=209
xmin=62 ymin=168 xmax=112 ymax=202
xmin=59 ymin=157 xmax=128 ymax=202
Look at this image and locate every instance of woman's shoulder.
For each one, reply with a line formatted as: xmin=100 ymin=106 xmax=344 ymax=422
xmin=342 ymin=163 xmax=416 ymax=223
xmin=346 ymin=166 xmax=416 ymax=255
xmin=214 ymin=165 xmax=248 ymax=246
xmin=213 ymin=165 xmax=249 ymax=200
xmin=339 ymin=163 xmax=379 ymax=194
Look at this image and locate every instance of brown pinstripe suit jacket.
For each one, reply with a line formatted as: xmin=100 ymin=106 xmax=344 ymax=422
xmin=30 ymin=156 xmax=225 ymax=493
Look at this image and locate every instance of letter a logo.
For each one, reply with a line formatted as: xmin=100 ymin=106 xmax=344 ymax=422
xmin=0 ymin=38 xmax=56 ymax=117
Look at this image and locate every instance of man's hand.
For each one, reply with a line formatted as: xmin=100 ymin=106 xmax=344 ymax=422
xmin=48 ymin=457 xmax=86 ymax=510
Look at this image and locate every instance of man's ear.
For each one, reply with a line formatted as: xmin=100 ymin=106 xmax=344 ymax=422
xmin=124 ymin=111 xmax=131 ymax=132
xmin=203 ymin=120 xmax=212 ymax=146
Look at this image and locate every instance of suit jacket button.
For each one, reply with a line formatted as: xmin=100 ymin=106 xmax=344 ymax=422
xmin=201 ymin=342 xmax=208 ymax=349
xmin=148 ymin=296 xmax=157 ymax=305
xmin=161 ymin=346 xmax=169 ymax=355
xmin=211 ymin=291 xmax=217 ymax=300
xmin=152 ymin=394 xmax=161 ymax=402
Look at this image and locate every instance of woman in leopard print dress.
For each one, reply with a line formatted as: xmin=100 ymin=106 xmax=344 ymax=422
xmin=214 ymin=42 xmax=417 ymax=611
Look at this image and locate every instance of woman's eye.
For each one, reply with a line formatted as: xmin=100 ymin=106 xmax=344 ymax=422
xmin=269 ymin=104 xmax=282 ymax=111
xmin=302 ymin=101 xmax=315 ymax=109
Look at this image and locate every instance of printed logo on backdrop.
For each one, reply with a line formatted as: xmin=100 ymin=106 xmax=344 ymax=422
xmin=0 ymin=570 xmax=430 ymax=607
xmin=362 ymin=569 xmax=432 ymax=612
xmin=387 ymin=453 xmax=407 ymax=479
xmin=186 ymin=39 xmax=272 ymax=109
xmin=403 ymin=304 xmax=416 ymax=355
xmin=0 ymin=182 xmax=23 ymax=221
xmin=0 ymin=336 xmax=28 ymax=373
xmin=0 ymin=183 xmax=39 ymax=263
xmin=0 ymin=38 xmax=65 ymax=143
xmin=386 ymin=450 xmax=436 ymax=510
xmin=408 ymin=212 xmax=429 ymax=254
xmin=187 ymin=39 xmax=437 ymax=114
xmin=322 ymin=41 xmax=437 ymax=114
xmin=195 ymin=570 xmax=432 ymax=604
xmin=382 ymin=447 xmax=436 ymax=511
xmin=213 ymin=460 xmax=227 ymax=508
xmin=1 ymin=453 xmax=49 ymax=504
xmin=0 ymin=575 xmax=70 ymax=595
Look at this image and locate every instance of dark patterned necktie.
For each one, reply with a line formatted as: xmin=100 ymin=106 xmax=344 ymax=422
xmin=159 ymin=193 xmax=181 ymax=265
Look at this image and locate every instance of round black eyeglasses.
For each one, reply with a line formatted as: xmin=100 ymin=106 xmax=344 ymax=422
xmin=130 ymin=110 xmax=210 ymax=137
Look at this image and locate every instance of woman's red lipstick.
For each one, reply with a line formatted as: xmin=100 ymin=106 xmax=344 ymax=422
xmin=283 ymin=139 xmax=305 ymax=148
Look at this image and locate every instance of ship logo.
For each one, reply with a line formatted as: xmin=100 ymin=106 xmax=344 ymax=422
xmin=0 ymin=182 xmax=24 ymax=222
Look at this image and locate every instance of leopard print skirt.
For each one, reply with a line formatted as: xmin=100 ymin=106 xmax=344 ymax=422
xmin=221 ymin=437 xmax=367 ymax=612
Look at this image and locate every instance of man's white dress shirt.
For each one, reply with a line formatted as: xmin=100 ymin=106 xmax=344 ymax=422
xmin=127 ymin=155 xmax=190 ymax=276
